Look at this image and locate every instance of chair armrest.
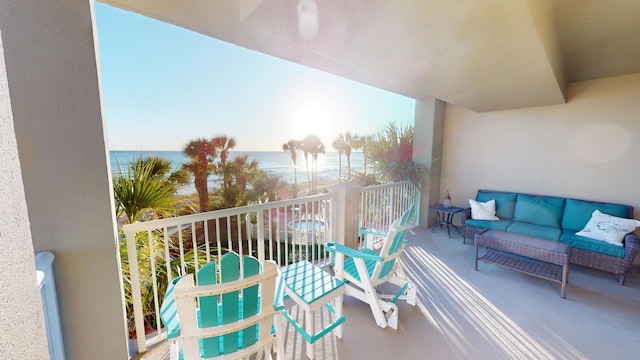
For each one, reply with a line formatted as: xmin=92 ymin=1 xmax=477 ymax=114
xmin=359 ymin=226 xmax=388 ymax=238
xmin=359 ymin=226 xmax=389 ymax=249
xmin=461 ymin=208 xmax=471 ymax=235
xmin=325 ymin=242 xmax=383 ymax=262
xmin=461 ymin=208 xmax=471 ymax=221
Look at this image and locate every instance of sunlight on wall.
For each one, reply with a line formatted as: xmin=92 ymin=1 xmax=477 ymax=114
xmin=401 ymin=247 xmax=584 ymax=359
xmin=568 ymin=123 xmax=631 ymax=163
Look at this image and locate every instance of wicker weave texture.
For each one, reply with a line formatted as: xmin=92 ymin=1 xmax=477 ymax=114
xmin=480 ymin=250 xmax=564 ymax=283
xmin=475 ymin=230 xmax=570 ymax=297
xmin=462 ymin=201 xmax=639 ymax=285
xmin=476 ymin=230 xmax=570 ymax=266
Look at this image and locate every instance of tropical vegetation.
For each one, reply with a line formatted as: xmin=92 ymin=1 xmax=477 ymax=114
xmin=364 ymin=121 xmax=427 ymax=187
xmin=113 ymin=123 xmax=425 ymax=338
xmin=113 ymin=156 xmax=205 ymax=337
xmin=183 ymin=138 xmax=217 ymax=212
xmin=282 ymin=139 xmax=300 ymax=196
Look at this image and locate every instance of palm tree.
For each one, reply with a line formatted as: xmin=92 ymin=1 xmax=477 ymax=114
xmin=365 ymin=121 xmax=427 ymax=187
xmin=312 ymin=142 xmax=326 ymax=193
xmin=332 ymin=134 xmax=346 ymax=181
xmin=303 ymin=134 xmax=325 ymax=193
xmin=212 ymin=135 xmax=236 ymax=188
xmin=113 ymin=156 xmax=177 ymax=224
xmin=301 ymin=138 xmax=312 ymax=193
xmin=343 ymin=131 xmax=359 ymax=180
xmin=282 ymin=140 xmax=300 ymax=196
xmin=351 ymin=134 xmax=368 ymax=176
xmin=248 ymin=170 xmax=283 ymax=203
xmin=183 ymin=138 xmax=217 ymax=212
xmin=230 ymin=155 xmax=259 ymax=191
xmin=217 ymin=155 xmax=261 ymax=208
xmin=139 ymin=155 xmax=190 ymax=190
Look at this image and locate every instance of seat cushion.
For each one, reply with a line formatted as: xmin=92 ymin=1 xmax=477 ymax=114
xmin=507 ymin=221 xmax=562 ymax=241
xmin=514 ymin=194 xmax=565 ymax=228
xmin=477 ymin=190 xmax=517 ymax=220
xmin=561 ymin=198 xmax=632 ymax=232
xmin=465 ymin=219 xmax=513 ymax=232
xmin=560 ymin=231 xmax=625 ymax=258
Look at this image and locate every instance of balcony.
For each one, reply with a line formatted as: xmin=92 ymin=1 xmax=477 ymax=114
xmin=134 ymin=228 xmax=640 ymax=359
xmin=122 ymin=181 xmax=640 ymax=360
xmin=123 ymin=181 xmax=419 ymax=355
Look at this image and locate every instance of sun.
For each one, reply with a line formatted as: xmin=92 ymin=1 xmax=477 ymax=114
xmin=293 ymin=105 xmax=336 ymax=143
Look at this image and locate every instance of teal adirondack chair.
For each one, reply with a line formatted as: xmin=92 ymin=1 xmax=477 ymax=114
xmin=160 ymin=252 xmax=284 ymax=360
xmin=325 ymin=205 xmax=417 ymax=329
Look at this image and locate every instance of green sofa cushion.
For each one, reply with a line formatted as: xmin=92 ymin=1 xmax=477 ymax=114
xmin=477 ymin=191 xmax=517 ymax=220
xmin=507 ymin=221 xmax=562 ymax=241
xmin=465 ymin=219 xmax=513 ymax=232
xmin=560 ymin=231 xmax=625 ymax=258
xmin=513 ymin=194 xmax=565 ymax=228
xmin=561 ymin=198 xmax=632 ymax=232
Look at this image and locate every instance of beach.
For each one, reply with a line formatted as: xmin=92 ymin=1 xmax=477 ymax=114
xmin=110 ymin=150 xmax=366 ymax=195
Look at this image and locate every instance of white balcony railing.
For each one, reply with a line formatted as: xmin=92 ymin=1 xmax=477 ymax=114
xmin=360 ymin=181 xmax=420 ymax=229
xmin=122 ymin=182 xmax=419 ymax=354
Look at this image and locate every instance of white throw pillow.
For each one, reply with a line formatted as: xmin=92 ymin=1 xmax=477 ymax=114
xmin=469 ymin=199 xmax=499 ymax=221
xmin=576 ymin=210 xmax=640 ymax=246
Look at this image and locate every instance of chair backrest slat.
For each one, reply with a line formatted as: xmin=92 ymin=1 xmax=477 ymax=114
xmin=241 ymin=257 xmax=260 ymax=348
xmin=219 ymin=253 xmax=241 ymax=354
xmin=164 ymin=251 xmax=278 ymax=359
xmin=377 ymin=206 xmax=416 ymax=280
xmin=197 ymin=261 xmax=220 ymax=357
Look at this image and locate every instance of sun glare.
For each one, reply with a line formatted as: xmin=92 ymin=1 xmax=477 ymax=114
xmin=293 ymin=105 xmax=336 ymax=142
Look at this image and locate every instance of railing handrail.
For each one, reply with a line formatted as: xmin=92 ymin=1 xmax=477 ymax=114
xmin=359 ymin=180 xmax=413 ymax=192
xmin=122 ymin=192 xmax=333 ymax=233
xmin=122 ymin=181 xmax=419 ymax=355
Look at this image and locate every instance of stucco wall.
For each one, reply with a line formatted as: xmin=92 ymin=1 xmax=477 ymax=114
xmin=1 ymin=1 xmax=128 ymax=359
xmin=0 ymin=21 xmax=49 ymax=360
xmin=442 ymin=72 xmax=640 ymax=216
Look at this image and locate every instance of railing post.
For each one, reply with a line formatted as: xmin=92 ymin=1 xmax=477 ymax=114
xmin=124 ymin=229 xmax=147 ymax=353
xmin=35 ymin=252 xmax=65 ymax=360
xmin=256 ymin=210 xmax=265 ymax=262
xmin=389 ymin=186 xmax=396 ymax=227
xmin=327 ymin=183 xmax=362 ymax=249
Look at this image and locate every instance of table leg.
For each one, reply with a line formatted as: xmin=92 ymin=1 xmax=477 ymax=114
xmin=305 ymin=309 xmax=314 ymax=359
xmin=561 ymin=263 xmax=569 ymax=299
xmin=334 ymin=296 xmax=343 ymax=339
xmin=474 ymin=240 xmax=479 ymax=271
xmin=430 ymin=211 xmax=443 ymax=233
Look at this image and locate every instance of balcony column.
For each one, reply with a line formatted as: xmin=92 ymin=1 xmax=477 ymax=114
xmin=0 ymin=26 xmax=49 ymax=359
xmin=413 ymin=98 xmax=446 ymax=227
xmin=1 ymin=1 xmax=128 ymax=359
xmin=327 ymin=183 xmax=362 ymax=249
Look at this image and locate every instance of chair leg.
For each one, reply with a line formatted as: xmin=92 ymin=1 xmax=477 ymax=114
xmin=334 ymin=295 xmax=343 ymax=339
xmin=406 ymin=282 xmax=417 ymax=306
xmin=169 ymin=341 xmax=180 ymax=360
xmin=274 ymin=314 xmax=285 ymax=360
xmin=378 ymin=300 xmax=398 ymax=330
xmin=264 ymin=345 xmax=273 ymax=360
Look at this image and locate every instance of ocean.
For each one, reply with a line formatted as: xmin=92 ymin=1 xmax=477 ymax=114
xmin=109 ymin=150 xmax=365 ymax=195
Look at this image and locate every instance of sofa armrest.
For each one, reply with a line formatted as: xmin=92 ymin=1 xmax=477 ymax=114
xmin=620 ymin=232 xmax=640 ymax=284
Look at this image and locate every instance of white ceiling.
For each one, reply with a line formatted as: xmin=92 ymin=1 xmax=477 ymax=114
xmin=102 ymin=0 xmax=640 ymax=112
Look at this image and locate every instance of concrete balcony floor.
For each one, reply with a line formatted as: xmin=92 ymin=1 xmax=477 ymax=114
xmin=137 ymin=226 xmax=640 ymax=359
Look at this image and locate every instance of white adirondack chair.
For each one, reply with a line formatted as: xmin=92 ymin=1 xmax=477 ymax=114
xmin=160 ymin=251 xmax=284 ymax=360
xmin=326 ymin=205 xmax=417 ymax=329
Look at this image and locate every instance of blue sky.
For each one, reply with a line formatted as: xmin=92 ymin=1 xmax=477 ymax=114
xmin=95 ymin=3 xmax=415 ymax=152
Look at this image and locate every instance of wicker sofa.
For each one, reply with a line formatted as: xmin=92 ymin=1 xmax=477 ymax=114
xmin=461 ymin=190 xmax=640 ymax=285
